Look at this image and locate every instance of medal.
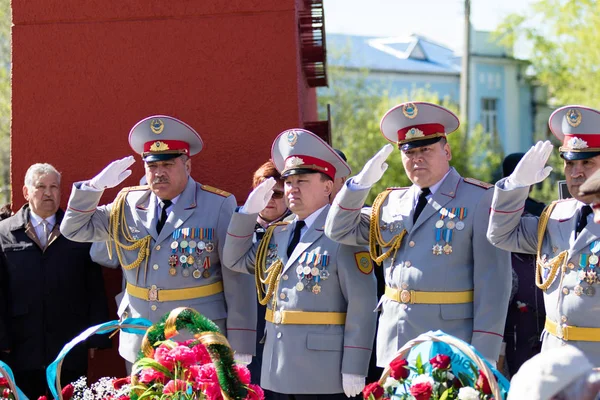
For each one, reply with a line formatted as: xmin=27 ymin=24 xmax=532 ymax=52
xmin=206 ymin=242 xmax=215 ymax=253
xmin=170 ymin=241 xmax=178 ymax=250
xmin=182 ymin=268 xmax=191 ymax=277
xmin=193 ymin=269 xmax=202 ymax=279
xmin=585 ymin=285 xmax=596 ymax=297
xmin=169 ymin=255 xmax=178 ymax=267
xmin=312 ymin=284 xmax=321 ymax=294
xmin=198 ymin=241 xmax=206 ymax=250
xmin=380 ymin=222 xmax=388 ymax=231
xmin=443 ymin=243 xmax=453 ymax=255
xmin=574 ymin=285 xmax=584 ymax=296
xmin=187 ymin=255 xmax=195 ymax=265
xmin=189 ymin=240 xmax=197 ymax=249
xmin=181 ymin=240 xmax=188 ymax=249
xmin=435 ymin=220 xmax=444 ymax=229
xmin=455 ymin=208 xmax=467 ymax=231
xmin=446 ymin=220 xmax=455 ymax=229
xmin=432 ymin=244 xmax=443 ymax=255
xmin=590 ymin=255 xmax=599 ymax=265
xmin=296 ymin=266 xmax=304 ymax=275
xmin=202 ymin=269 xmax=211 ymax=278
xmin=296 ymin=282 xmax=304 ymax=291
xmin=169 ymin=267 xmax=177 ymax=276
xmin=303 ymin=266 xmax=311 ymax=275
xmin=320 ymin=270 xmax=330 ymax=279
xmin=179 ymin=255 xmax=188 ymax=264
xmin=311 ymin=267 xmax=320 ymax=276
xmin=455 ymin=221 xmax=465 ymax=231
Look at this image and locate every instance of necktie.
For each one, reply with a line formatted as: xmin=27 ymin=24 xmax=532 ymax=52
xmin=40 ymin=219 xmax=50 ymax=248
xmin=287 ymin=220 xmax=306 ymax=258
xmin=575 ymin=205 xmax=593 ymax=238
xmin=413 ymin=187 xmax=431 ymax=223
xmin=156 ymin=199 xmax=172 ymax=234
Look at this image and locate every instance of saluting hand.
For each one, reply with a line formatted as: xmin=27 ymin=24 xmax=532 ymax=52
xmin=89 ymin=156 xmax=135 ymax=190
xmin=353 ymin=144 xmax=394 ymax=187
xmin=240 ymin=177 xmax=277 ymax=215
xmin=509 ymin=140 xmax=554 ymax=187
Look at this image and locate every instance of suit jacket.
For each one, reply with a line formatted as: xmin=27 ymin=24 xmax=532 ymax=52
xmin=60 ymin=177 xmax=257 ymax=362
xmin=488 ymin=178 xmax=600 ymax=365
xmin=223 ymin=205 xmax=378 ymax=394
xmin=325 ymin=168 xmax=512 ymax=365
xmin=0 ymin=205 xmax=109 ymax=372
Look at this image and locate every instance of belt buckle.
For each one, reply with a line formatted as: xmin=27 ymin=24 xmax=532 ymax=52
xmin=556 ymin=323 xmax=565 ymax=340
xmin=400 ymin=289 xmax=411 ymax=304
xmin=274 ymin=310 xmax=282 ymax=324
xmin=148 ymin=285 xmax=159 ymax=301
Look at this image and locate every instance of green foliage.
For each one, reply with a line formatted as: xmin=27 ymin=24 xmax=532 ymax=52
xmin=495 ymin=0 xmax=600 ymax=107
xmin=319 ymin=65 xmax=504 ymax=204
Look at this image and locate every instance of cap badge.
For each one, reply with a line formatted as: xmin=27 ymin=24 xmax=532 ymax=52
xmin=568 ymin=137 xmax=588 ymax=150
xmin=150 ymin=141 xmax=170 ymax=151
xmin=287 ymin=130 xmax=298 ymax=147
xmin=285 ymin=156 xmax=305 ymax=169
xmin=150 ymin=118 xmax=165 ymax=134
xmin=402 ymin=103 xmax=418 ymax=119
xmin=566 ymin=109 xmax=582 ymax=127
xmin=405 ymin=127 xmax=425 ymax=140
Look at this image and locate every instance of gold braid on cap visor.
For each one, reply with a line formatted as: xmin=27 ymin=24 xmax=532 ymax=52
xmin=559 ymin=146 xmax=600 ymax=153
xmin=396 ymin=132 xmax=446 ymax=146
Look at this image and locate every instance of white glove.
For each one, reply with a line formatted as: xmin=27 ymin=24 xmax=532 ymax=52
xmin=89 ymin=156 xmax=135 ymax=190
xmin=353 ymin=144 xmax=394 ymax=187
xmin=342 ymin=373 xmax=365 ymax=398
xmin=508 ymin=140 xmax=553 ymax=188
xmin=240 ymin=177 xmax=276 ymax=214
xmin=233 ymin=353 xmax=252 ymax=365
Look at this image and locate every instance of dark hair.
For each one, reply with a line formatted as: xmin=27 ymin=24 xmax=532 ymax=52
xmin=252 ymin=160 xmax=283 ymax=188
xmin=0 ymin=204 xmax=12 ymax=220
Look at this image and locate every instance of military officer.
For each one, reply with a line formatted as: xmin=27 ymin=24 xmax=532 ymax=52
xmin=59 ymin=115 xmax=256 ymax=364
xmin=324 ymin=101 xmax=511 ymax=366
xmin=487 ymin=105 xmax=600 ymax=365
xmin=222 ymin=129 xmax=377 ymax=399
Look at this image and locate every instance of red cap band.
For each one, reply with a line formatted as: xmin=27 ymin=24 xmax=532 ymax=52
xmin=562 ymin=134 xmax=600 ymax=150
xmin=143 ymin=140 xmax=190 ymax=154
xmin=283 ymin=155 xmax=336 ymax=180
xmin=397 ymin=123 xmax=445 ymax=143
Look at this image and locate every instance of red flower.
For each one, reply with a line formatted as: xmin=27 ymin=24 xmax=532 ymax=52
xmin=204 ymin=382 xmax=224 ymax=400
xmin=389 ymin=358 xmax=410 ymax=380
xmin=429 ymin=354 xmax=451 ymax=369
xmin=117 ymin=397 xmax=130 ymax=400
xmin=169 ymin=345 xmax=197 ymax=367
xmin=245 ymin=384 xmax=265 ymax=400
xmin=410 ymin=381 xmax=433 ymax=400
xmin=0 ymin=378 xmax=7 ymax=386
xmin=163 ymin=379 xmax=188 ymax=394
xmin=113 ymin=376 xmax=131 ymax=389
xmin=2 ymin=389 xmax=11 ymax=399
xmin=362 ymin=382 xmax=384 ymax=400
xmin=37 ymin=397 xmax=48 ymax=400
xmin=452 ymin=377 xmax=463 ymax=388
xmin=154 ymin=345 xmax=175 ymax=370
xmin=234 ymin=364 xmax=251 ymax=385
xmin=476 ymin=370 xmax=492 ymax=395
xmin=61 ymin=383 xmax=74 ymax=400
xmin=139 ymin=367 xmax=167 ymax=384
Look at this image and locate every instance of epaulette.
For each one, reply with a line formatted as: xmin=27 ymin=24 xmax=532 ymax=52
xmin=118 ymin=185 xmax=149 ymax=196
xmin=463 ymin=177 xmax=493 ymax=189
xmin=552 ymin=197 xmax=577 ymax=204
xmin=386 ymin=186 xmax=410 ymax=191
xmin=201 ymin=185 xmax=232 ymax=197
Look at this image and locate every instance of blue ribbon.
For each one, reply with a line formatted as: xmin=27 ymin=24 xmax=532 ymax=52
xmin=0 ymin=360 xmax=27 ymax=399
xmin=46 ymin=318 xmax=151 ymax=399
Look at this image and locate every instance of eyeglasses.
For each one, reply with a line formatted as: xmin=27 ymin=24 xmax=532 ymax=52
xmin=272 ymin=190 xmax=285 ymax=200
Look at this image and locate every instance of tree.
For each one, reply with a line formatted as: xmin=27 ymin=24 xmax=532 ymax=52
xmin=318 ymin=63 xmax=504 ymax=204
xmin=496 ymin=0 xmax=600 ymax=107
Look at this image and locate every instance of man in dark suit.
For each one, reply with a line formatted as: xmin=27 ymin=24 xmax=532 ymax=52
xmin=0 ymin=163 xmax=109 ymax=398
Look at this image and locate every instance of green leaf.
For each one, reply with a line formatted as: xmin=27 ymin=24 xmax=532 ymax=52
xmin=132 ymin=357 xmax=173 ymax=378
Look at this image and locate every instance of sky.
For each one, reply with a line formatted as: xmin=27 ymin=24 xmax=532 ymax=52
xmin=323 ymin=0 xmax=536 ymax=54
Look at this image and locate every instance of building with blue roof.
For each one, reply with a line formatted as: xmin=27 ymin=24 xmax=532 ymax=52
xmin=322 ymin=31 xmax=551 ymax=154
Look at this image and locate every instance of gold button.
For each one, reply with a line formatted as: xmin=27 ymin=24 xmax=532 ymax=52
xmin=153 ymin=264 xmax=159 ymax=270
xmin=279 ymin=293 xmax=286 ymax=300
xmin=151 ymin=284 xmax=157 ymax=290
xmin=151 ymin=305 xmax=157 ymax=311
xmin=282 ymin=275 xmax=288 ymax=281
xmin=562 ymin=287 xmax=570 ymax=295
xmin=409 ymin=241 xmax=415 ymax=247
xmin=568 ymin=263 xmax=575 ymax=269
xmin=561 ymin=315 xmax=568 ymax=323
xmin=401 ymin=283 xmax=408 ymax=289
xmin=404 ymin=261 xmax=412 ymax=267
xmin=155 ymin=245 xmax=161 ymax=251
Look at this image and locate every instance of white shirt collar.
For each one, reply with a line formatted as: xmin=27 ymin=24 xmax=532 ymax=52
xmin=29 ymin=209 xmax=56 ymax=227
xmin=413 ymin=168 xmax=451 ymax=204
xmin=295 ymin=204 xmax=328 ymax=231
xmin=157 ymin=194 xmax=181 ymax=209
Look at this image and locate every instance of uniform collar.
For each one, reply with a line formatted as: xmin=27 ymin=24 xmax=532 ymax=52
xmin=294 ymin=203 xmax=328 ymax=231
xmin=29 ymin=209 xmax=56 ymax=227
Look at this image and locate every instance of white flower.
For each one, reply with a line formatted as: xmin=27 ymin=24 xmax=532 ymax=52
xmin=457 ymin=386 xmax=480 ymax=400
xmin=412 ymin=374 xmax=434 ymax=386
xmin=568 ymin=137 xmax=589 ymax=149
xmin=383 ymin=377 xmax=400 ymax=390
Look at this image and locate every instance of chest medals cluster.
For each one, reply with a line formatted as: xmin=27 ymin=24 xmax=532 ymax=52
xmin=294 ymin=251 xmax=330 ymax=295
xmin=168 ymin=227 xmax=214 ymax=279
xmin=431 ymin=207 xmax=467 ymax=255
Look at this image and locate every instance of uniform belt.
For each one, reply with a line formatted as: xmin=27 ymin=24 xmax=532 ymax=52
xmin=545 ymin=317 xmax=600 ymax=342
xmin=126 ymin=281 xmax=223 ymax=302
xmin=265 ymin=309 xmax=346 ymax=325
xmin=384 ymin=286 xmax=473 ymax=304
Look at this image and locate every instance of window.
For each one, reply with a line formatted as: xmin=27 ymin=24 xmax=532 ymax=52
xmin=481 ymin=98 xmax=498 ymax=135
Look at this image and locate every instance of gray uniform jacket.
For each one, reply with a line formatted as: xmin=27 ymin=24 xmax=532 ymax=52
xmin=60 ymin=177 xmax=257 ymax=362
xmin=487 ymin=178 xmax=600 ymax=365
xmin=325 ymin=168 xmax=511 ymax=365
xmin=222 ymin=205 xmax=377 ymax=395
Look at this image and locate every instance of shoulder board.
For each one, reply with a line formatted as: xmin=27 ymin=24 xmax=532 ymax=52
xmin=386 ymin=187 xmax=410 ymax=191
xmin=268 ymin=221 xmax=290 ymax=232
xmin=119 ymin=185 xmax=149 ymax=195
xmin=201 ymin=185 xmax=231 ymax=197
xmin=552 ymin=198 xmax=576 ymax=204
xmin=463 ymin=178 xmax=493 ymax=189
